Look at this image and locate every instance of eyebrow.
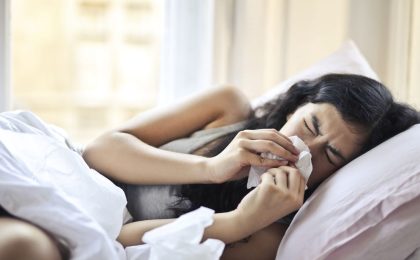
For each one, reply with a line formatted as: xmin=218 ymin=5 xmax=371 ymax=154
xmin=312 ymin=114 xmax=347 ymax=162
xmin=311 ymin=114 xmax=321 ymax=136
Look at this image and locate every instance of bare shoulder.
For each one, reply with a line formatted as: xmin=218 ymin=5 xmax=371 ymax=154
xmin=203 ymin=86 xmax=252 ymax=129
xmin=105 ymin=85 xmax=251 ymax=147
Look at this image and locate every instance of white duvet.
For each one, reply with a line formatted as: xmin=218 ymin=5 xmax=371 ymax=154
xmin=0 ymin=110 xmax=128 ymax=259
xmin=0 ymin=110 xmax=225 ymax=260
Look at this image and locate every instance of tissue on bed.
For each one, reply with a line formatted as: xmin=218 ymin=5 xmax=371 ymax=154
xmin=247 ymin=136 xmax=313 ymax=189
xmin=125 ymin=207 xmax=225 ymax=260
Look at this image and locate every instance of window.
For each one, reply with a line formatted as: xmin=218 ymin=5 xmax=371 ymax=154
xmin=11 ymin=0 xmax=163 ymax=143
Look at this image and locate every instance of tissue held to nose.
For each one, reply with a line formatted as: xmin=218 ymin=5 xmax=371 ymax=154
xmin=247 ymin=136 xmax=313 ymax=189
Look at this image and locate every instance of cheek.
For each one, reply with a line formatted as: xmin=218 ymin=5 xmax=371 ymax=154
xmin=307 ymin=154 xmax=337 ymax=188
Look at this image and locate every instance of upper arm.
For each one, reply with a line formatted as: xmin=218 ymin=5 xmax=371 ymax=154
xmin=221 ymin=222 xmax=288 ymax=260
xmin=113 ymin=86 xmax=251 ymax=147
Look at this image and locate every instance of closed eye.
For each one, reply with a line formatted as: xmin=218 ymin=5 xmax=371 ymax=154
xmin=304 ymin=119 xmax=315 ymax=135
xmin=305 ymin=118 xmax=337 ymax=166
xmin=325 ymin=150 xmax=336 ymax=166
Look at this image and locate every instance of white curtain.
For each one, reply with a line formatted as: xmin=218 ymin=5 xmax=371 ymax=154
xmin=159 ymin=0 xmax=286 ymax=105
xmin=0 ymin=0 xmax=11 ymax=112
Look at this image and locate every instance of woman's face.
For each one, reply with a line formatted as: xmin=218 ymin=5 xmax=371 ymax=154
xmin=280 ymin=102 xmax=367 ymax=188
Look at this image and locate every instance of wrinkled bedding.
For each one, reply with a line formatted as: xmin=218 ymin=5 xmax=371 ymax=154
xmin=0 ymin=110 xmax=226 ymax=260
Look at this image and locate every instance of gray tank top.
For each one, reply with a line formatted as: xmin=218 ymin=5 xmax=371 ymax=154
xmin=120 ymin=121 xmax=246 ymax=221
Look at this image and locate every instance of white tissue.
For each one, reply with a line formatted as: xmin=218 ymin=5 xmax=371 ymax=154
xmin=125 ymin=207 xmax=225 ymax=260
xmin=247 ymin=136 xmax=313 ymax=189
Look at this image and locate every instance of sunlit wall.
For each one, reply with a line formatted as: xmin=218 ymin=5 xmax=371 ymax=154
xmin=12 ymin=0 xmax=163 ymax=144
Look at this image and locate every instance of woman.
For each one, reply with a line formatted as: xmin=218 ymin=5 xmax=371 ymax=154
xmin=0 ymin=73 xmax=418 ymax=260
xmin=82 ymin=73 xmax=419 ymax=259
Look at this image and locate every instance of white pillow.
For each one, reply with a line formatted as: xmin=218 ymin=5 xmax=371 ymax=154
xmin=252 ymin=40 xmax=379 ymax=107
xmin=276 ymin=125 xmax=420 ymax=260
xmin=254 ymin=41 xmax=420 ymax=259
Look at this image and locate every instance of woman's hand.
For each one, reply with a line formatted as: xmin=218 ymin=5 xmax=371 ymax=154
xmin=118 ymin=166 xmax=304 ymax=247
xmin=234 ymin=166 xmax=305 ymax=232
xmin=206 ymin=129 xmax=300 ymax=184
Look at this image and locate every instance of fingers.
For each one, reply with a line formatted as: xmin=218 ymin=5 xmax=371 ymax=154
xmin=240 ymin=139 xmax=299 ymax=162
xmin=261 ymin=172 xmax=275 ymax=185
xmin=246 ymin=152 xmax=289 ymax=168
xmin=287 ymin=167 xmax=301 ymax=193
xmin=244 ymin=129 xmax=299 ymax=154
xmin=298 ymin=174 xmax=306 ymax=194
xmin=265 ymin=166 xmax=304 ymax=192
xmin=273 ymin=171 xmax=288 ymax=190
xmin=237 ymin=129 xmax=300 ymax=155
xmin=260 ymin=167 xmax=305 ymax=214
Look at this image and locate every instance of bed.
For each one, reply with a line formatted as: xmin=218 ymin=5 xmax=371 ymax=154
xmin=0 ymin=41 xmax=419 ymax=259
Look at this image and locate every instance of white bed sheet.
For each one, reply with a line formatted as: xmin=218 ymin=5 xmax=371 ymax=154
xmin=0 ymin=110 xmax=224 ymax=260
xmin=0 ymin=110 xmax=128 ymax=259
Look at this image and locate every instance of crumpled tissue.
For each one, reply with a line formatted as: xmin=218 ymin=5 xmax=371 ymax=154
xmin=247 ymin=135 xmax=313 ymax=189
xmin=125 ymin=207 xmax=225 ymax=260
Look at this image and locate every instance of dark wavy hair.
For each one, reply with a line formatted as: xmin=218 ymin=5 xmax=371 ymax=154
xmin=171 ymin=73 xmax=420 ymax=216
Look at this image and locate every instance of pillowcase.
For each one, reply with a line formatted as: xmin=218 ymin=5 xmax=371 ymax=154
xmin=254 ymin=41 xmax=420 ymax=259
xmin=276 ymin=124 xmax=420 ymax=259
xmin=251 ymin=40 xmax=379 ymax=107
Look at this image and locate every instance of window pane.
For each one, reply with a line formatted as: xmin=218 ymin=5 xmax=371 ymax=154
xmin=11 ymin=0 xmax=163 ymax=144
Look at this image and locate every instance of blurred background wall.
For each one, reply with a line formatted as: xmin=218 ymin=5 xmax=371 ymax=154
xmin=10 ymin=0 xmax=163 ymax=142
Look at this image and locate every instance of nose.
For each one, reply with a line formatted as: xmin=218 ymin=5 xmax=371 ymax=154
xmin=302 ymin=136 xmax=325 ymax=155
